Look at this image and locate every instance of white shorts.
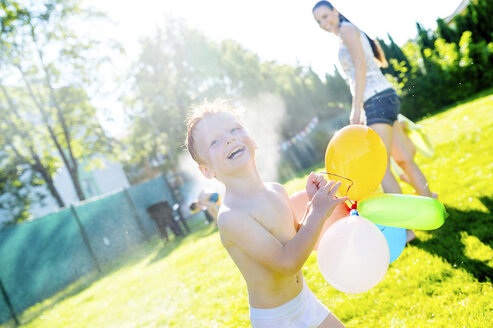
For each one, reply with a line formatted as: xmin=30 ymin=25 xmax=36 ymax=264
xmin=249 ymin=281 xmax=330 ymax=328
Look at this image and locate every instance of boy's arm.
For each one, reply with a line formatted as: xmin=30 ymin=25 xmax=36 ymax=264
xmin=289 ymin=189 xmax=309 ymax=228
xmin=218 ymin=181 xmax=347 ymax=276
xmin=289 ymin=172 xmax=327 ymax=230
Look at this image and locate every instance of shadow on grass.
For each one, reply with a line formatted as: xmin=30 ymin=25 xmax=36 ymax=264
xmin=149 ymin=221 xmax=217 ymax=265
xmin=414 ymin=195 xmax=493 ymax=282
xmin=15 ymin=219 xmax=217 ymax=327
xmin=148 ymin=235 xmax=186 ymax=265
xmin=15 ymin=234 xmax=167 ymax=326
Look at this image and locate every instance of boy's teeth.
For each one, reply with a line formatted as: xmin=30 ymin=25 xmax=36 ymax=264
xmin=228 ymin=147 xmax=243 ymax=159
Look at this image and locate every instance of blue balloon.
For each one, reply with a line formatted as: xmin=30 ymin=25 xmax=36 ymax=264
xmin=375 ymin=224 xmax=406 ymax=264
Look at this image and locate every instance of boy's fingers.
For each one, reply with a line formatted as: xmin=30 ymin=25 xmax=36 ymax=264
xmin=317 ymin=179 xmax=328 ymax=188
xmin=310 ymin=174 xmax=322 ymax=187
xmin=316 ymin=176 xmax=327 ymax=188
xmin=321 ymin=180 xmax=336 ymax=193
xmin=314 ymin=180 xmax=331 ymax=195
xmin=307 ymin=172 xmax=315 ymax=187
xmin=334 ymin=196 xmax=349 ymax=204
xmin=327 ymin=181 xmax=342 ymax=196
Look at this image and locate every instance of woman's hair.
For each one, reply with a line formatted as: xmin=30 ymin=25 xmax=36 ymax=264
xmin=312 ymin=1 xmax=388 ymax=68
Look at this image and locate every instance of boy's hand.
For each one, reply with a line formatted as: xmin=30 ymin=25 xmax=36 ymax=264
xmin=309 ymin=181 xmax=349 ymax=221
xmin=306 ymin=172 xmax=327 ymax=201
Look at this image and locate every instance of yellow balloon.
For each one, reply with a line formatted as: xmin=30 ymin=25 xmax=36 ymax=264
xmin=325 ymin=125 xmax=387 ymax=201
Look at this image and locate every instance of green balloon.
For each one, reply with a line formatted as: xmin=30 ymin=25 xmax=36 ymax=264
xmin=358 ymin=194 xmax=448 ymax=230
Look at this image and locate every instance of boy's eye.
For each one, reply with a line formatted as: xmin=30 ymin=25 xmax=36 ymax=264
xmin=231 ymin=127 xmax=240 ymax=133
xmin=210 ymin=140 xmax=217 ymax=147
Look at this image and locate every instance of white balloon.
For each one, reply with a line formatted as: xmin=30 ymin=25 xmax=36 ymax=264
xmin=317 ymin=215 xmax=390 ymax=294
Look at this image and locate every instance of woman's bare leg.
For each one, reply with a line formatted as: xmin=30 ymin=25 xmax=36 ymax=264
xmin=369 ymin=123 xmax=402 ymax=194
xmin=371 ymin=123 xmax=417 ymax=242
xmin=391 ymin=122 xmax=433 ymax=197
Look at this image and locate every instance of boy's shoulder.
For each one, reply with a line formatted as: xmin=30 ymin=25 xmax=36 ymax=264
xmin=265 ymin=182 xmax=288 ymax=195
xmin=216 ymin=205 xmax=252 ymax=246
xmin=216 ymin=183 xmax=288 ymax=240
xmin=216 ymin=202 xmax=247 ymax=229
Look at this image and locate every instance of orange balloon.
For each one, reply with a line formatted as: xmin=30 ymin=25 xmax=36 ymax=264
xmin=325 ymin=125 xmax=387 ymax=201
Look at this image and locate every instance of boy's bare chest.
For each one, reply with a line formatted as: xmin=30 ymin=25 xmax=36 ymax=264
xmin=249 ymin=194 xmax=296 ymax=243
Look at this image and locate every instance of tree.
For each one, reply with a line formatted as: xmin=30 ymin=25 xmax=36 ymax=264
xmin=121 ymin=18 xmax=352 ymax=181
xmin=324 ymin=66 xmax=351 ymax=110
xmin=374 ymin=0 xmax=493 ymax=119
xmin=0 ymin=132 xmax=50 ymax=226
xmin=0 ymin=0 xmax=118 ymax=223
xmin=0 ymin=155 xmax=40 ymax=226
xmin=0 ymin=84 xmax=65 ymax=208
xmin=1 ymin=0 xmax=115 ymax=208
xmin=436 ymin=18 xmax=458 ymax=44
xmin=0 ymin=0 xmax=28 ymax=38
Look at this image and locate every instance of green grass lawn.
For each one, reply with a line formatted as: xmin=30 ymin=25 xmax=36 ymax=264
xmin=4 ymin=90 xmax=493 ymax=328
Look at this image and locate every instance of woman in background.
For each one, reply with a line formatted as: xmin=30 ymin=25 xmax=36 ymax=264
xmin=312 ymin=1 xmax=436 ymax=241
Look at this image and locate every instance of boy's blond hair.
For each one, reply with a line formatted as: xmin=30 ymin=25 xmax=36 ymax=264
xmin=185 ymin=98 xmax=242 ymax=164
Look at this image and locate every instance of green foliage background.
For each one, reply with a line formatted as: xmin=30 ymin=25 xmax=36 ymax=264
xmin=379 ymin=0 xmax=493 ymax=119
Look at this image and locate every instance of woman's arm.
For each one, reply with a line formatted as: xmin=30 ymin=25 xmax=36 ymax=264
xmin=340 ymin=23 xmax=367 ymax=124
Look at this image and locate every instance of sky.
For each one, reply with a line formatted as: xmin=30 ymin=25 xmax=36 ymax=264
xmin=82 ymin=0 xmax=464 ymax=136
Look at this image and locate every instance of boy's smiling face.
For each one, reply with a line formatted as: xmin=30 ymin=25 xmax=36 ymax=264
xmin=194 ymin=112 xmax=257 ymax=179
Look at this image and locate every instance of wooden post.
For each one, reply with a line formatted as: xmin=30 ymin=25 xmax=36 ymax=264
xmin=0 ymin=278 xmax=19 ymax=326
xmin=123 ymin=188 xmax=149 ymax=240
xmin=70 ymin=206 xmax=103 ymax=274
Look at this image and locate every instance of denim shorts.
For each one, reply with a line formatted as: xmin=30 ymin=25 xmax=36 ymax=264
xmin=363 ymin=88 xmax=400 ymax=126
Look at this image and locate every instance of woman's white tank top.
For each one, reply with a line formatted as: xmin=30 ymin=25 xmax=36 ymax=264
xmin=338 ymin=23 xmax=393 ymax=102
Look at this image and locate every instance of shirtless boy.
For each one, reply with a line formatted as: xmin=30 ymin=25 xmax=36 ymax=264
xmin=186 ymin=99 xmax=347 ymax=327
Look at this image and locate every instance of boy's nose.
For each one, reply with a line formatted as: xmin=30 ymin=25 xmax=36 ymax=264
xmin=226 ymin=136 xmax=235 ymax=145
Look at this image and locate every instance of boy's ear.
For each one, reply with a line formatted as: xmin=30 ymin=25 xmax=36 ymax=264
xmin=252 ymin=138 xmax=258 ymax=150
xmin=199 ymin=164 xmax=216 ymax=180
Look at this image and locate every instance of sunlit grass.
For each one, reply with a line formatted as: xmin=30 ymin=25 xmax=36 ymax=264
xmin=3 ymin=89 xmax=493 ymax=327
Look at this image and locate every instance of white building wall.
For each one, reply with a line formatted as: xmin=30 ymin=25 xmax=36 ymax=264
xmin=53 ymin=166 xmax=80 ymax=207
xmin=91 ymin=161 xmax=130 ymax=194
xmin=7 ymin=159 xmax=131 ymax=222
